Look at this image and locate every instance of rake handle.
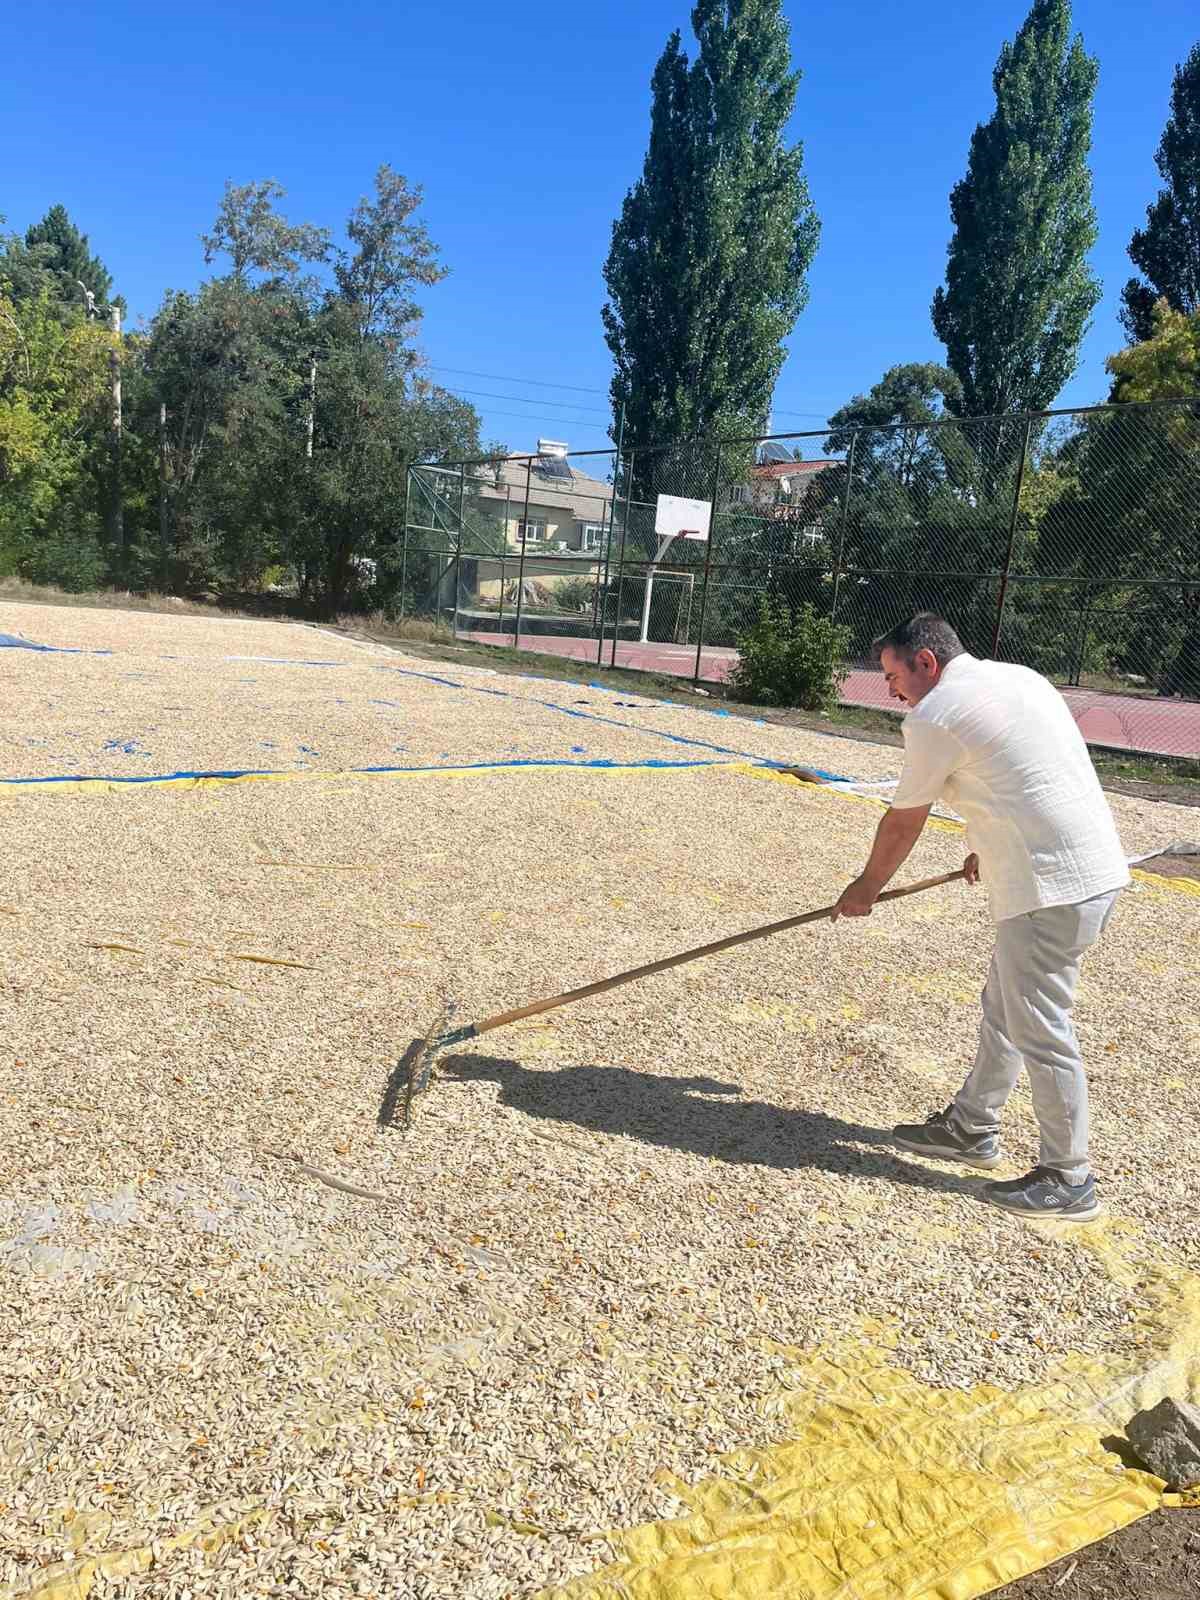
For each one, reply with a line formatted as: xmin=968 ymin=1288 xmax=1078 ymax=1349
xmin=470 ymin=867 xmax=967 ymax=1039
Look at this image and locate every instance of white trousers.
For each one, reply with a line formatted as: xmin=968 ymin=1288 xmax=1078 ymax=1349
xmin=952 ymin=890 xmax=1122 ymax=1184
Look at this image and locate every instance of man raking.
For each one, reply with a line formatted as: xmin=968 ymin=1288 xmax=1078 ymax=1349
xmin=833 ymin=614 xmax=1129 ymax=1222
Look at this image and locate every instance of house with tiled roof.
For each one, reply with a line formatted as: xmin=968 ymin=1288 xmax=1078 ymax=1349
xmin=471 ymin=441 xmax=615 ymax=556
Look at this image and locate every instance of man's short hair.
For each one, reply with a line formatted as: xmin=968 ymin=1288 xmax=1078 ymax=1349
xmin=873 ymin=613 xmax=965 ymax=667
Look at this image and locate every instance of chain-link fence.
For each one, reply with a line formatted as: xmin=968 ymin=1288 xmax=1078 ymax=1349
xmin=398 ymin=399 xmax=1200 ymax=759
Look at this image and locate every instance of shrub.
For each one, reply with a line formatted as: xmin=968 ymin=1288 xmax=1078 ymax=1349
xmin=726 ymin=599 xmax=851 ymax=710
xmin=550 ymin=576 xmax=596 ymax=613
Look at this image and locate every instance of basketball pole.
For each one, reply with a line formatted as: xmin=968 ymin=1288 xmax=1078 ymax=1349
xmin=638 ymin=533 xmax=678 ymax=645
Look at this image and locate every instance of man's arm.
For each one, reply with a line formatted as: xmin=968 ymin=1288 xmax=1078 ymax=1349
xmin=832 ymin=805 xmax=931 ymax=919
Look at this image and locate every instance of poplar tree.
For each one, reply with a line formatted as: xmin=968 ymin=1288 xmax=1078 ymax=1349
xmin=931 ymin=0 xmax=1100 ymax=416
xmin=602 ymin=0 xmax=819 ymax=448
xmin=1120 ymin=43 xmax=1200 ymax=342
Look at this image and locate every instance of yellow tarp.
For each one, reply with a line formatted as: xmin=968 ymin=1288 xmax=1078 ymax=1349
xmin=541 ymin=1222 xmax=1200 ymax=1600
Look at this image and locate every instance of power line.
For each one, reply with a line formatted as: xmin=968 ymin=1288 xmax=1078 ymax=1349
xmin=422 ymin=362 xmax=829 ymax=424
xmin=424 ymin=363 xmax=608 ymax=396
xmin=439 ymin=385 xmax=610 ymax=417
xmin=469 ymin=407 xmax=614 ymax=435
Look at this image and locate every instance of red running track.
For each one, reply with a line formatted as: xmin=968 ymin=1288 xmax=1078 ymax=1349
xmin=457 ymin=629 xmax=1200 ymax=759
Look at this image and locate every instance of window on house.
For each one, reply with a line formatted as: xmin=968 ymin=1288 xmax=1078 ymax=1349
xmin=581 ymin=523 xmax=607 ymax=551
xmin=729 ymin=483 xmax=751 ymax=505
xmin=517 ymin=521 xmax=546 ymax=543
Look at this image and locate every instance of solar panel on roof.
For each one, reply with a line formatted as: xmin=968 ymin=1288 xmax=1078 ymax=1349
xmin=760 ymin=442 xmax=795 ymax=464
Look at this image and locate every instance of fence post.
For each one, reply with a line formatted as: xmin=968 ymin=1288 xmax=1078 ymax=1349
xmin=398 ymin=466 xmax=412 ymax=621
xmin=452 ymin=464 xmax=466 ymax=637
xmin=513 ymin=459 xmax=532 ymax=648
xmin=829 ymin=429 xmax=858 ymax=628
xmin=597 ymin=404 xmax=625 ymax=668
xmin=1071 ymin=586 xmax=1095 ymax=687
xmin=609 ymin=450 xmax=636 ymax=670
xmin=594 ymin=497 xmax=614 ymax=660
xmin=991 ymin=415 xmax=1034 ymax=660
xmin=497 ymin=483 xmax=510 ymax=636
xmin=692 ymin=443 xmax=723 ymax=684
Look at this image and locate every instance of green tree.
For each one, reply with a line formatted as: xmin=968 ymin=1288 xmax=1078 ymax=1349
xmin=826 ymin=362 xmax=965 ymax=492
xmin=132 ymin=275 xmax=310 ymax=591
xmin=1 ymin=204 xmax=122 ymax=321
xmin=602 ymin=0 xmax=819 ymax=453
xmin=0 ymin=286 xmax=112 ymax=587
xmin=1032 ymin=364 xmax=1200 ymax=695
xmin=931 ymin=0 xmax=1100 ymax=417
xmin=1120 ymin=44 xmax=1200 ymax=342
xmin=24 ymin=204 xmax=118 ymax=314
xmin=335 ymin=165 xmax=447 ymax=345
xmin=0 ymin=175 xmax=481 ymax=608
xmin=136 ymin=175 xmax=479 ymax=614
xmin=1109 ymin=301 xmax=1200 ymax=400
xmin=822 ymin=362 xmax=1029 ymax=659
xmin=201 ymin=179 xmax=331 ymax=279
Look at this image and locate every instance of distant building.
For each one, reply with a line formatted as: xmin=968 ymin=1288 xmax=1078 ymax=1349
xmin=724 ymin=455 xmax=840 ymax=553
xmin=472 ymin=441 xmax=614 ymax=556
xmin=727 ymin=457 xmax=838 ymax=512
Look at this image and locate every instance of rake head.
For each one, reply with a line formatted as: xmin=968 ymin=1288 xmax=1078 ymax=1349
xmin=399 ymin=1001 xmax=477 ymax=1128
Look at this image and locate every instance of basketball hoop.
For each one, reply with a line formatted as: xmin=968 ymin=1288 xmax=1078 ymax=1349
xmin=655 ymin=494 xmax=712 ymax=543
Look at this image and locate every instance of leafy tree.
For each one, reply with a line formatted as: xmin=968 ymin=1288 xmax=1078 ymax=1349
xmin=826 ymin=363 xmax=965 ymax=493
xmin=289 ymin=167 xmax=476 ymax=616
xmin=1120 ymin=43 xmax=1200 ymax=342
xmin=128 ymin=175 xmax=479 ymax=613
xmin=931 ymin=0 xmax=1100 ymax=417
xmin=335 ymin=165 xmax=447 ymax=345
xmin=0 ymin=287 xmax=111 ymax=586
xmin=131 ymin=275 xmax=310 ymax=591
xmin=1031 ymin=340 xmax=1200 ymax=695
xmin=2 ymin=174 xmax=481 ymax=609
xmin=288 ymin=315 xmax=480 ymax=617
xmin=201 ymin=179 xmax=330 ymax=279
xmin=602 ymin=0 xmax=819 ymax=453
xmin=1109 ymin=301 xmax=1200 ymax=400
xmin=818 ymin=361 xmax=1026 ymax=658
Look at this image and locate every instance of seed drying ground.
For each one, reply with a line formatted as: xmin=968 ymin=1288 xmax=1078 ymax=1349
xmin=0 ymin=602 xmax=1197 ymax=1599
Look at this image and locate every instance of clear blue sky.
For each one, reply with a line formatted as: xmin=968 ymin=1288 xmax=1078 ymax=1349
xmin=5 ymin=0 xmax=1196 ymax=454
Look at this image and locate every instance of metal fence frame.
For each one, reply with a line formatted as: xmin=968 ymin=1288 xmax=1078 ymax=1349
xmin=397 ymin=398 xmax=1200 ymax=757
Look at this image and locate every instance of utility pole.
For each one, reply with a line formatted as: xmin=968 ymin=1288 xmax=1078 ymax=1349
xmin=107 ymin=304 xmax=123 ymax=557
xmin=306 ymin=354 xmax=317 ymax=461
xmin=158 ymin=403 xmax=170 ymax=590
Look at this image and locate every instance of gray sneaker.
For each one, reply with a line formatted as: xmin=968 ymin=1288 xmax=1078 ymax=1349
xmin=982 ymin=1167 xmax=1100 ymax=1222
xmin=892 ymin=1104 xmax=1002 ymax=1169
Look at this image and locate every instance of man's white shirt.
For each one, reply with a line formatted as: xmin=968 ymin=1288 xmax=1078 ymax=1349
xmin=891 ymin=654 xmax=1130 ymax=922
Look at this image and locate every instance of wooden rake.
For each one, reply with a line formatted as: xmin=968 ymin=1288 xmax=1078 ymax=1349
xmin=395 ymin=867 xmax=968 ymax=1127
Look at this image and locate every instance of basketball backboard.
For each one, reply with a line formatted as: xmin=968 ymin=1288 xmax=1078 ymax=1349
xmin=654 ymin=493 xmax=712 ymax=542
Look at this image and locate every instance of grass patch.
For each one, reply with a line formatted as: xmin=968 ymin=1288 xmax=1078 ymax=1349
xmin=1089 ymin=749 xmax=1200 ymax=791
xmin=0 ymin=577 xmax=224 ymax=617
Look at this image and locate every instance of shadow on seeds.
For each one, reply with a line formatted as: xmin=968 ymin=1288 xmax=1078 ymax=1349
xmin=439 ymin=1053 xmax=990 ymax=1203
